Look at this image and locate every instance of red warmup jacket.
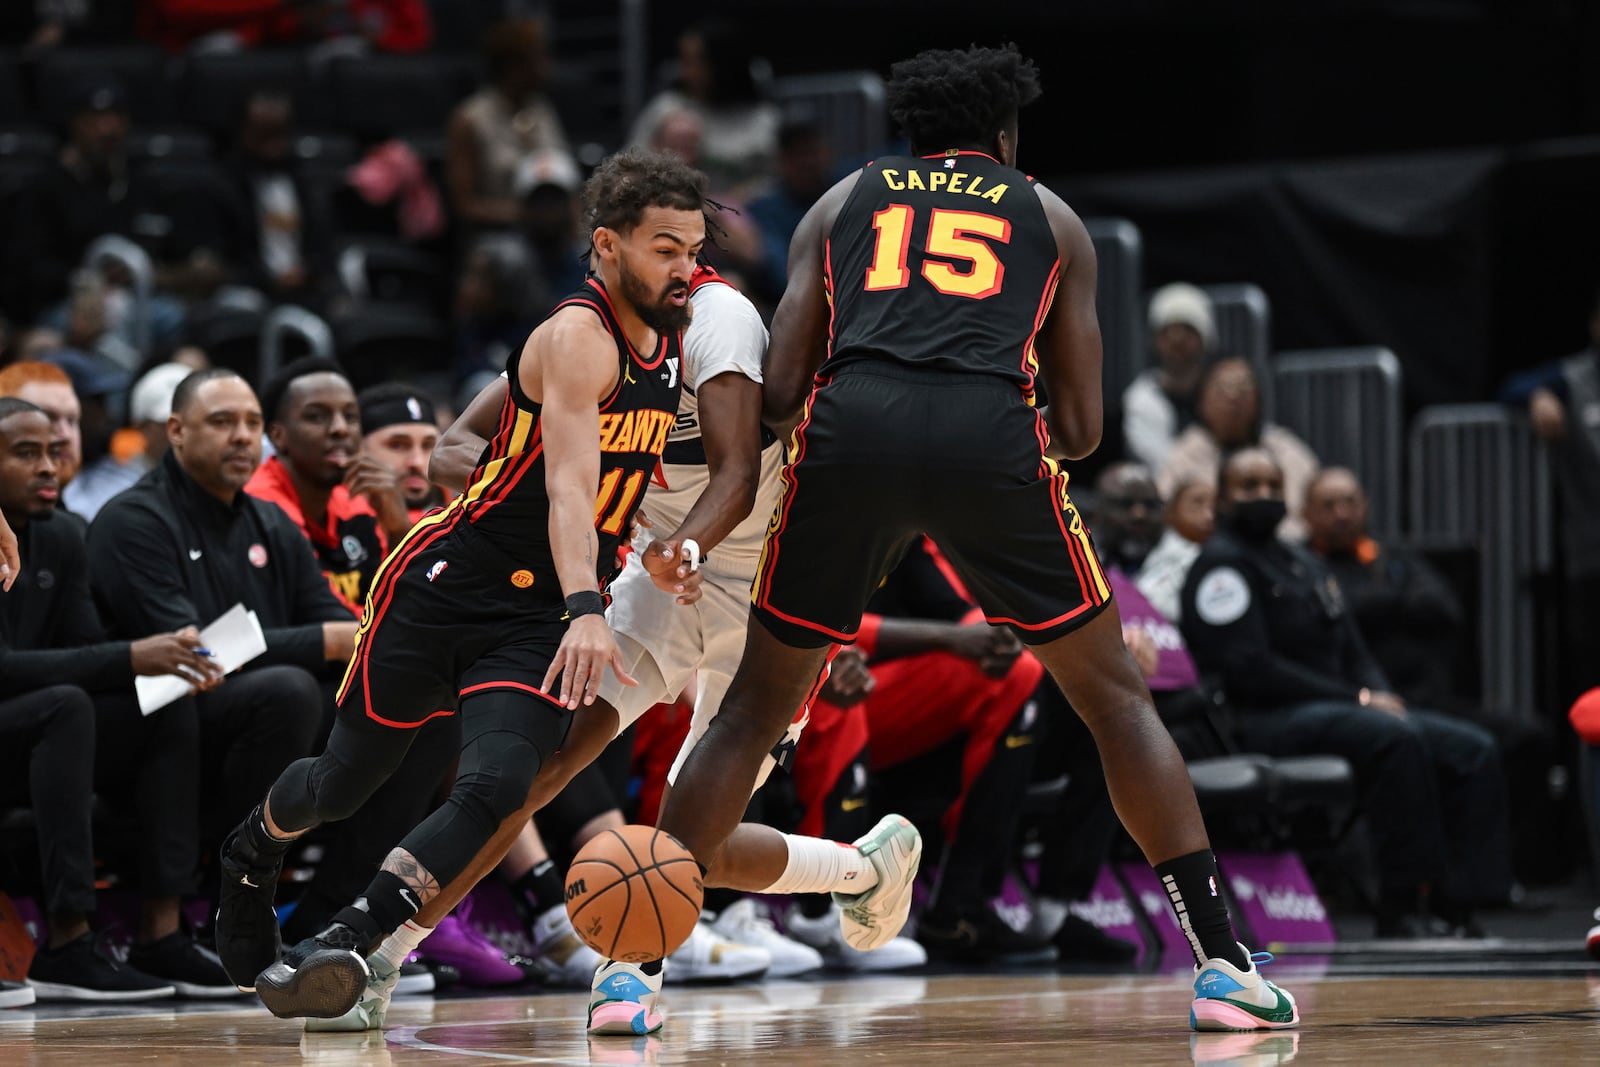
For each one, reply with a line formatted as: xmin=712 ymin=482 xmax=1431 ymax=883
xmin=245 ymin=456 xmax=389 ymax=618
xmin=139 ymin=0 xmax=431 ymax=53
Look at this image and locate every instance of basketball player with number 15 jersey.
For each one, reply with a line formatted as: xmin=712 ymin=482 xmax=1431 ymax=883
xmin=656 ymin=44 xmax=1300 ymax=1034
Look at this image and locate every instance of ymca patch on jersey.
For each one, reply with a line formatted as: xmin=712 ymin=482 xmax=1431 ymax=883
xmin=1195 ymin=567 xmax=1251 ymax=625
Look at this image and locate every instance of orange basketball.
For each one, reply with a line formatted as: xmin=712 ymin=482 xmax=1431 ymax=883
xmin=565 ymin=825 xmax=704 ymax=963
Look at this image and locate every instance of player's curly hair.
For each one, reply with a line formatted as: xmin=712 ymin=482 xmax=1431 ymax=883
xmin=887 ymin=43 xmax=1042 ymax=155
xmin=582 ymin=149 xmax=708 ymax=236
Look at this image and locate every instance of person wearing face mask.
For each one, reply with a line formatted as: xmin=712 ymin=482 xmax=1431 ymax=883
xmin=1180 ymin=447 xmax=1511 ymax=938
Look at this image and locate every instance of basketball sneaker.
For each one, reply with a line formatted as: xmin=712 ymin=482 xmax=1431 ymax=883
xmin=1190 ymin=947 xmax=1299 ymax=1032
xmin=834 ymin=814 xmax=922 ymax=951
xmin=783 ymin=902 xmax=928 ymax=972
xmin=0 ymin=980 xmax=34 ymax=1009
xmin=255 ymin=925 xmax=371 ymax=1020
xmin=588 ymin=960 xmax=663 ymax=1036
xmin=27 ymin=931 xmax=175 ymax=1002
xmin=415 ymin=909 xmax=526 ymax=987
xmin=215 ymin=819 xmax=285 ymax=991
xmin=127 ymin=931 xmax=248 ymax=998
xmin=1586 ymin=908 xmax=1600 ymax=960
xmin=663 ymin=918 xmax=769 ymax=983
xmin=529 ymin=903 xmax=606 ymax=988
xmin=304 ymin=953 xmax=400 ymax=1033
xmin=710 ymin=898 xmax=823 ymax=978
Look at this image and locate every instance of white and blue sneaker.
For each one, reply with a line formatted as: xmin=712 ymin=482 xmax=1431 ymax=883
xmin=1190 ymin=947 xmax=1299 ymax=1031
xmin=588 ymin=960 xmax=663 ymax=1036
xmin=834 ymin=814 xmax=923 ymax=951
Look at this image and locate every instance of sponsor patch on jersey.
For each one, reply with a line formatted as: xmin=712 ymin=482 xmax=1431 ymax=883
xmin=341 ymin=534 xmax=367 ymax=563
xmin=248 ymin=543 xmax=269 ymax=568
xmin=1194 ymin=567 xmax=1250 ymax=626
xmin=509 ymin=569 xmax=535 ymax=589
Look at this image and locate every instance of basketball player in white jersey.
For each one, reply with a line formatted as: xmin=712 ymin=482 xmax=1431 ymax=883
xmin=313 ymin=263 xmax=923 ymax=1037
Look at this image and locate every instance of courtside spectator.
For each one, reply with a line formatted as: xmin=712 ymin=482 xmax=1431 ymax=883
xmin=1123 ymin=282 xmax=1216 ymax=472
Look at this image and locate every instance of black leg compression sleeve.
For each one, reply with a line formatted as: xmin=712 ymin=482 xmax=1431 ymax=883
xmin=266 ymin=713 xmax=418 ymax=832
xmin=393 ymin=687 xmax=572 ymax=888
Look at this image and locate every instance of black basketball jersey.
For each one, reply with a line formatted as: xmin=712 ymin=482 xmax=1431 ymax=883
xmin=823 ymin=151 xmax=1061 ymax=397
xmin=455 ymin=278 xmax=682 ymax=590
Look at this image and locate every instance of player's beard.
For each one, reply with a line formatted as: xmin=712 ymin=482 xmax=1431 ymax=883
xmin=619 ymin=258 xmax=691 ymax=334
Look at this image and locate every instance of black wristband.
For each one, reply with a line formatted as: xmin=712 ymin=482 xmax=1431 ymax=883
xmin=564 ymin=590 xmax=606 ymax=619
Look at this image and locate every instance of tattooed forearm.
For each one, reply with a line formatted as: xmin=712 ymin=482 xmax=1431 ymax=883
xmin=382 ymin=848 xmax=442 ymax=905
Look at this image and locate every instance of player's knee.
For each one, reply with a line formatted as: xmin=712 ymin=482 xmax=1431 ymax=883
xmin=305 ymin=751 xmax=386 ymax=822
xmin=453 ymin=736 xmax=540 ymax=826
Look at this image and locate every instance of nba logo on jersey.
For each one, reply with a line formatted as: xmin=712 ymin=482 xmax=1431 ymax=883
xmin=944 ymin=157 xmax=955 ymax=168
xmin=427 ymin=560 xmax=448 ymax=582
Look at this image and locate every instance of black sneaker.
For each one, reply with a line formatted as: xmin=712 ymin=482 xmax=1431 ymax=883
xmin=393 ymin=958 xmax=435 ymax=996
xmin=216 ymin=819 xmax=285 ymax=990
xmin=916 ymin=908 xmax=1057 ymax=962
xmin=255 ymin=923 xmax=370 ymax=1020
xmin=28 ymin=932 xmax=175 ymax=1002
xmin=0 ymin=979 xmax=35 ymax=1009
xmin=128 ymin=931 xmax=249 ymax=999
xmin=1052 ymin=913 xmax=1139 ymax=965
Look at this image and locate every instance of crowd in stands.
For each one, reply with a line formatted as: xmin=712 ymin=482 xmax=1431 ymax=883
xmin=3 ymin=0 xmax=1600 ymax=1007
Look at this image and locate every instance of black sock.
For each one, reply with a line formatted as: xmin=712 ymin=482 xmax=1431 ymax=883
xmin=704 ymin=887 xmax=741 ymax=915
xmin=511 ymin=859 xmax=566 ymax=921
xmin=1153 ymin=850 xmax=1249 ymax=969
xmin=333 ymin=870 xmax=421 ymax=954
xmin=636 ymin=959 xmax=663 ymax=976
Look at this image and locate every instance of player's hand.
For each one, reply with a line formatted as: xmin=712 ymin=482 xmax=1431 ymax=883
xmin=343 ymin=454 xmax=411 ymax=538
xmin=1368 ymin=690 xmax=1408 ymax=717
xmin=819 ymin=647 xmax=874 ymax=707
xmin=640 ymin=539 xmax=704 ymax=605
xmin=1529 ymin=387 xmax=1567 ymax=442
xmin=544 ymin=614 xmax=638 ymax=709
xmin=131 ymin=626 xmax=225 ymax=691
xmin=1122 ymin=625 xmax=1160 ymax=679
xmin=979 ymin=624 xmax=1024 ymax=677
xmin=0 ymin=512 xmax=18 ymax=592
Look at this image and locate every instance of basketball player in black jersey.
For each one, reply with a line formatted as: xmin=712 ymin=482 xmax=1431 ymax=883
xmin=656 ymin=45 xmax=1299 ymax=1031
xmin=212 ymin=149 xmax=711 ymax=1020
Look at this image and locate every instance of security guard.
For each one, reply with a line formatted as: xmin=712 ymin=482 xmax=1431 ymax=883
xmin=1181 ymin=446 xmax=1511 ymax=937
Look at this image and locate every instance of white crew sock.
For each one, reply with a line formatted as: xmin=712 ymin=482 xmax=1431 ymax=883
xmin=372 ymin=919 xmax=433 ymax=971
xmin=758 ymin=834 xmax=881 ymax=896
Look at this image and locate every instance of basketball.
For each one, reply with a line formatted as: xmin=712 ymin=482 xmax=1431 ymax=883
xmin=565 ymin=825 xmax=704 ymax=963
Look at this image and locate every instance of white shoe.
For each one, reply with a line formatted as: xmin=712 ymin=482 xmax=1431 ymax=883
xmin=589 ymin=959 xmax=663 ymax=1035
xmin=530 ymin=903 xmax=606 ymax=988
xmin=664 ymin=918 xmax=769 ymax=983
xmin=303 ymin=954 xmax=400 ymax=1033
xmin=834 ymin=814 xmax=923 ymax=951
xmin=783 ymin=902 xmax=927 ymax=972
xmin=710 ymin=899 xmax=823 ymax=978
xmin=1191 ymin=946 xmax=1299 ymax=1031
xmin=0 ymin=980 xmax=34 ymax=1009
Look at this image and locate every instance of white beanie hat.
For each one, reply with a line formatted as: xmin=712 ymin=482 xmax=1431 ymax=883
xmin=129 ymin=362 xmax=193 ymax=425
xmin=1148 ymin=282 xmax=1217 ymax=353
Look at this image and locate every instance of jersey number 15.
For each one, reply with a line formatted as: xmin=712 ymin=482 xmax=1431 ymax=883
xmin=864 ymin=204 xmax=1012 ymax=299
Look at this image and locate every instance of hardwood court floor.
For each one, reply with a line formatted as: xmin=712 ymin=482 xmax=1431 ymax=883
xmin=3 ymin=965 xmax=1598 ymax=1066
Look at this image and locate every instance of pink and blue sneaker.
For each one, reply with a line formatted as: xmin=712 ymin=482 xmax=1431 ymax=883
xmin=1190 ymin=947 xmax=1299 ymax=1031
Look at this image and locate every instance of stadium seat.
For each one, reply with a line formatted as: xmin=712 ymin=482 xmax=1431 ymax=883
xmin=769 ymin=70 xmax=888 ymax=168
xmin=322 ymin=53 xmax=478 ymax=144
xmin=334 ymin=236 xmax=446 ymax=311
xmin=0 ymin=49 xmax=28 ymax=125
xmin=1273 ymin=346 xmax=1403 ymax=540
xmin=1083 ymin=216 xmax=1145 ymax=408
xmin=174 ymin=49 xmax=319 ymax=143
xmin=31 ymin=46 xmax=178 ymax=129
xmin=332 ymin=302 xmax=449 ymax=390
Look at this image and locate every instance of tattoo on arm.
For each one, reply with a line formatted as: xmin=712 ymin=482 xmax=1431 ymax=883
xmin=382 ymin=849 xmax=441 ymax=905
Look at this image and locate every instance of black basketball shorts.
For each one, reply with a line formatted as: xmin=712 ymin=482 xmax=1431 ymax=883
xmin=751 ymin=365 xmax=1113 ymax=648
xmin=336 ymin=513 xmax=568 ymax=730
